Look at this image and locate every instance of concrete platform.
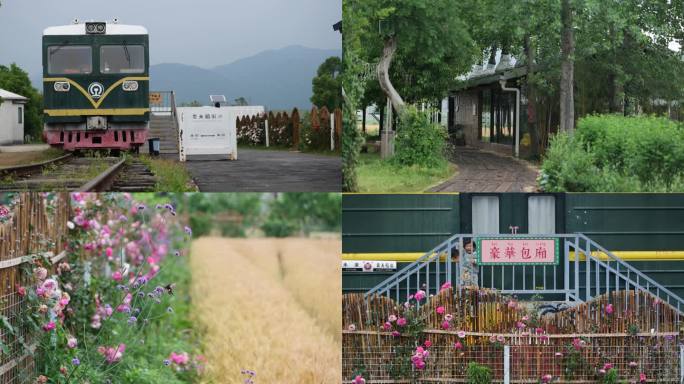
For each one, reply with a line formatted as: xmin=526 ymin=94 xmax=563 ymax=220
xmin=0 ymin=144 xmax=50 ymax=153
xmin=183 ymin=148 xmax=341 ymax=192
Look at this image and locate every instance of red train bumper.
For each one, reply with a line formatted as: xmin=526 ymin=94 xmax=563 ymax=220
xmin=45 ymin=129 xmax=148 ymax=151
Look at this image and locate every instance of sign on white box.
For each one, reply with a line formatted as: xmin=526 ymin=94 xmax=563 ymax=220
xmin=177 ymin=106 xmax=264 ymax=162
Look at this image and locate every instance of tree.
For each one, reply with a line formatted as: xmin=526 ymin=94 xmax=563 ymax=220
xmin=233 ymin=97 xmax=249 ymax=106
xmin=559 ymin=0 xmax=575 ymax=132
xmin=359 ymin=0 xmax=479 ymax=114
xmin=0 ymin=64 xmax=43 ymax=141
xmin=310 ymin=56 xmax=342 ymax=110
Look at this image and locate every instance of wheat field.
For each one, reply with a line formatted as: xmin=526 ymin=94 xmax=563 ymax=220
xmin=190 ymin=237 xmax=341 ymax=383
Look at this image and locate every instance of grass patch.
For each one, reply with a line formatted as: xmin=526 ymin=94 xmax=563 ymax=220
xmin=357 ymin=153 xmax=456 ymax=192
xmin=138 ymin=155 xmax=197 ymax=192
xmin=0 ymin=148 xmax=65 ymax=168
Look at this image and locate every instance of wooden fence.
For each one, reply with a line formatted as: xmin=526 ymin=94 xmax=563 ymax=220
xmin=0 ymin=193 xmax=70 ymax=384
xmin=343 ymin=288 xmax=683 ymax=383
xmin=236 ymin=106 xmax=342 ymax=151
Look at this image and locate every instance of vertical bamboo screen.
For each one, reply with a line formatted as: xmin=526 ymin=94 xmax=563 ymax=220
xmin=0 ymin=193 xmax=70 ymax=384
xmin=235 ymin=106 xmax=342 ymax=151
xmin=342 ymin=288 xmax=683 ymax=383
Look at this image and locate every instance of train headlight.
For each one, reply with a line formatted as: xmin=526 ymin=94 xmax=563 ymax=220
xmin=122 ymin=80 xmax=139 ymax=92
xmin=54 ymin=82 xmax=70 ymax=92
xmin=85 ymin=22 xmax=106 ymax=34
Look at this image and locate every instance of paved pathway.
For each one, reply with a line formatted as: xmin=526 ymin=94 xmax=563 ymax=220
xmin=184 ymin=149 xmax=341 ymax=192
xmin=429 ymin=147 xmax=539 ymax=192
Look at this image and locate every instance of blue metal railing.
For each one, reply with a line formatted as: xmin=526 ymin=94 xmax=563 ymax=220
xmin=365 ymin=233 xmax=684 ymax=325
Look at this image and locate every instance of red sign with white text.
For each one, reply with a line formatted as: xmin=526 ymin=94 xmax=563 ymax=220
xmin=477 ymin=238 xmax=559 ymax=265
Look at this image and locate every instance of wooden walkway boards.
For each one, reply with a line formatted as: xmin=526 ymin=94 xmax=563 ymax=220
xmin=184 ymin=148 xmax=341 ymax=192
xmin=429 ymin=147 xmax=539 ymax=192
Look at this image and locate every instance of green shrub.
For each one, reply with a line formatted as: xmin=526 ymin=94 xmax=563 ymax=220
xmin=538 ymin=132 xmax=600 ymax=192
xmin=466 ymin=362 xmax=492 ymax=384
xmin=540 ymin=115 xmax=684 ymax=192
xmin=261 ymin=219 xmax=297 ymax=237
xmin=189 ymin=215 xmax=212 ymax=238
xmin=393 ymin=106 xmax=447 ymax=168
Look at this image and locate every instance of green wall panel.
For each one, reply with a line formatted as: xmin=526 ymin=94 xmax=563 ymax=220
xmin=565 ymin=194 xmax=684 ymax=250
xmin=342 ymin=194 xmax=460 ymax=253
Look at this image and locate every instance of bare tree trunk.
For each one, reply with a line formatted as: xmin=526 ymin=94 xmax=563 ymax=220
xmin=525 ymin=34 xmax=540 ymax=155
xmin=377 ymin=36 xmax=405 ymax=115
xmin=362 ymin=105 xmax=366 ymax=133
xmin=560 ymin=0 xmax=575 ymax=133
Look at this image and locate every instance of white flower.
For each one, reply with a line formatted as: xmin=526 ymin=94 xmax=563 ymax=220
xmin=67 ymin=221 xmax=75 ymax=229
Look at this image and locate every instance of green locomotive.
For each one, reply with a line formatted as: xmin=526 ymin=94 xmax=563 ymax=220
xmin=42 ymin=20 xmax=149 ymax=151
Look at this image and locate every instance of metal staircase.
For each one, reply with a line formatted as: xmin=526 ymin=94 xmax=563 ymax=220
xmin=141 ymin=91 xmax=179 ymax=155
xmin=365 ymin=233 xmax=684 ymax=319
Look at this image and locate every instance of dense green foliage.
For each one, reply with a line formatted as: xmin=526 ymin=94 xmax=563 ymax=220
xmin=261 ymin=193 xmax=342 ymax=237
xmin=311 ymin=57 xmax=342 ymax=111
xmin=0 ymin=64 xmax=43 ymax=141
xmin=539 ymin=115 xmax=684 ymax=192
xmin=341 ymin=0 xmax=367 ymax=191
xmin=466 ymin=362 xmax=492 ymax=384
xmin=173 ymin=193 xmax=340 ymax=238
xmin=393 ymin=106 xmax=447 ymax=168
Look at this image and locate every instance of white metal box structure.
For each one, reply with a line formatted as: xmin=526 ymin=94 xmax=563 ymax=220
xmin=177 ymin=106 xmax=265 ymax=161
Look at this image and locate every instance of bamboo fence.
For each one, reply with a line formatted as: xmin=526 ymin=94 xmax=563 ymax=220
xmin=0 ymin=193 xmax=70 ymax=384
xmin=236 ymin=106 xmax=342 ymax=151
xmin=342 ymin=288 xmax=683 ymax=383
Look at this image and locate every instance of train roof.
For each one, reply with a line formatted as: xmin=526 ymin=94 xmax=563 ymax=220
xmin=43 ymin=23 xmax=148 ymax=36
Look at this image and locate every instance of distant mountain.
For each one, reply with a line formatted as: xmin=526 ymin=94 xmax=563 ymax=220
xmin=150 ymin=45 xmax=340 ymax=110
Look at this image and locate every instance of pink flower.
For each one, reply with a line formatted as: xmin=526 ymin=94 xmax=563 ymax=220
xmin=16 ymin=286 xmax=26 ymax=297
xmin=348 ymin=324 xmax=356 ymax=331
xmin=516 ymin=321 xmax=526 ymax=329
xmin=599 ymin=369 xmax=606 ymax=374
xmin=605 ymin=303 xmax=614 ymax=315
xmin=112 ymin=271 xmax=123 ymax=281
xmin=555 ymin=352 xmax=563 ymax=357
xmin=388 ymin=314 xmax=397 ymax=323
xmin=441 ymin=321 xmax=450 ymax=330
xmin=535 ymin=327 xmax=544 ymax=335
xmin=541 ymin=374 xmax=553 ymax=383
xmin=99 ymin=344 xmax=126 ymax=364
xmin=572 ymin=338 xmax=585 ymax=350
xmin=496 ymin=335 xmax=505 ymax=343
xmin=507 ymin=300 xmax=517 ymax=309
xmin=436 ymin=306 xmax=445 ymax=314
xmin=629 ymin=361 xmax=638 ymax=368
xmin=424 ymin=340 xmax=432 ymax=348
xmin=603 ymin=363 xmax=613 ymax=371
xmin=522 ymin=315 xmax=529 ymax=321
xmin=169 ymin=352 xmax=190 ymax=365
xmin=34 ymin=267 xmax=48 ymax=281
xmin=353 ymin=375 xmax=366 ymax=384
xmin=396 ymin=317 xmax=407 ymax=327
xmin=42 ymin=322 xmax=56 ymax=332
xmin=414 ymin=290 xmax=426 ymax=301
xmin=639 ymin=373 xmax=646 ymax=383
xmin=440 ymin=282 xmax=452 ymax=291
xmin=67 ymin=337 xmax=77 ymax=349
xmin=454 ymin=341 xmax=463 ymax=350
xmin=391 ymin=331 xmax=400 ymax=337
xmin=444 ymin=314 xmax=454 ymax=322
xmin=105 ymin=247 xmax=114 ymax=258
xmin=383 ymin=322 xmax=392 ymax=331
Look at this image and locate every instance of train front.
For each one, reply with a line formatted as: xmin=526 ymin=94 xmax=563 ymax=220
xmin=42 ymin=21 xmax=149 ymax=151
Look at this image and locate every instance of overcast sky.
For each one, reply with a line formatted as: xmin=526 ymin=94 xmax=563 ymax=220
xmin=0 ymin=0 xmax=341 ymax=78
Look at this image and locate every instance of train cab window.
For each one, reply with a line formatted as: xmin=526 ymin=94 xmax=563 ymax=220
xmin=100 ymin=45 xmax=145 ymax=74
xmin=472 ymin=196 xmax=499 ymax=234
xmin=528 ymin=195 xmax=556 ymax=234
xmin=48 ymin=46 xmax=92 ymax=75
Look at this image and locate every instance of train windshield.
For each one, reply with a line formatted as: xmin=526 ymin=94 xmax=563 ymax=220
xmin=100 ymin=45 xmax=145 ymax=74
xmin=47 ymin=46 xmax=92 ymax=75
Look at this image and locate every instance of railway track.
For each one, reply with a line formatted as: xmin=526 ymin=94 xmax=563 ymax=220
xmin=0 ymin=154 xmax=157 ymax=192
